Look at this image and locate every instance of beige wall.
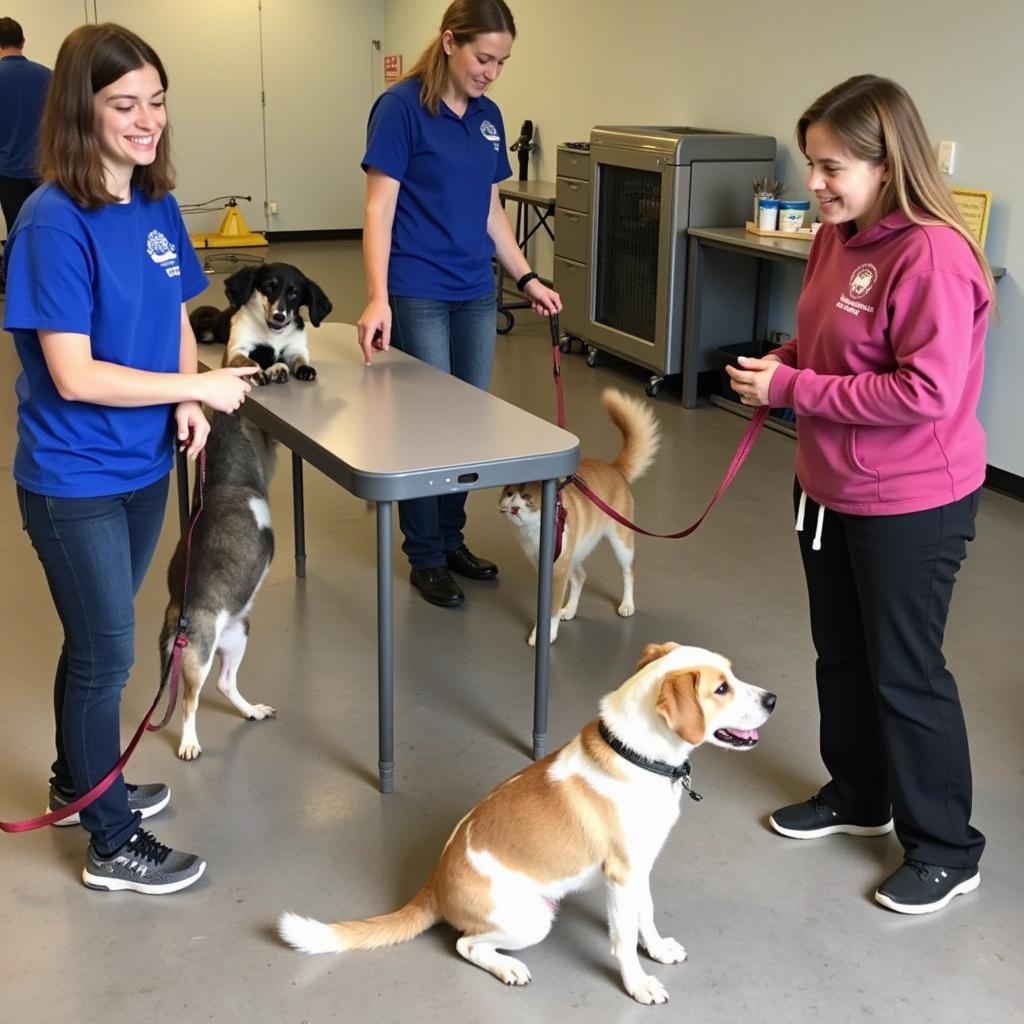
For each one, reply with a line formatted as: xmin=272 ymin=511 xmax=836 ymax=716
xmin=384 ymin=0 xmax=1023 ymax=477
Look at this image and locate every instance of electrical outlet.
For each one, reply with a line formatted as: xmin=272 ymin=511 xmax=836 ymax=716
xmin=269 ymin=200 xmax=279 ymax=215
xmin=937 ymin=141 xmax=956 ymax=175
xmin=769 ymin=330 xmax=791 ymax=344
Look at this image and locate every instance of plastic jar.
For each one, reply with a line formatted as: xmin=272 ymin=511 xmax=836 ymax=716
xmin=757 ymin=199 xmax=781 ymax=231
xmin=778 ymin=199 xmax=811 ymax=232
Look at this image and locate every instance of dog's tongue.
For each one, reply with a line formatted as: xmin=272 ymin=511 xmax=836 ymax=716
xmin=727 ymin=728 xmax=759 ymax=741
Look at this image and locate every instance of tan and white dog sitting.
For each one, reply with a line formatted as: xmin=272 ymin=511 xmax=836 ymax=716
xmin=278 ymin=643 xmax=777 ymax=1004
xmin=498 ymin=387 xmax=660 ymax=646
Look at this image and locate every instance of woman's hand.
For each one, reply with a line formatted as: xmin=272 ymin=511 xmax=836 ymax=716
xmin=197 ymin=366 xmax=256 ymax=413
xmin=725 ymin=354 xmax=782 ymax=406
xmin=524 ymin=279 xmax=562 ymax=317
xmin=175 ymin=401 xmax=210 ymax=459
xmin=357 ymin=299 xmax=392 ymax=365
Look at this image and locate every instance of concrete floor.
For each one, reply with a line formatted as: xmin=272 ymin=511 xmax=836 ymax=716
xmin=1 ymin=240 xmax=1022 ymax=1023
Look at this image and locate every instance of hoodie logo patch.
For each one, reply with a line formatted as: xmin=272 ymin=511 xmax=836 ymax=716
xmin=836 ymin=262 xmax=877 ymax=317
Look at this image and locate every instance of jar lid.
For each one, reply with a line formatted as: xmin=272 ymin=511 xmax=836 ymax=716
xmin=779 ymin=200 xmax=811 ymax=209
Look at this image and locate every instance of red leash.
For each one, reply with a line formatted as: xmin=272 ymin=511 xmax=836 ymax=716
xmin=548 ymin=314 xmax=768 ymax=554
xmin=1 ymin=449 xmax=206 ymax=833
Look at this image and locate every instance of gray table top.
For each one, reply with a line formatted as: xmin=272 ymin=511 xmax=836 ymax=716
xmin=689 ymin=225 xmax=1007 ymax=278
xmin=198 ymin=322 xmax=579 ymax=501
xmin=498 ymin=179 xmax=557 ymax=207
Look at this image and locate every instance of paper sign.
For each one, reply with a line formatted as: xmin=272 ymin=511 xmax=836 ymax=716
xmin=951 ymin=187 xmax=992 ymax=246
xmin=384 ymin=54 xmax=402 ymax=83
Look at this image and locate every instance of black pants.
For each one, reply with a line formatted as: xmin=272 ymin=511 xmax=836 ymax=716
xmin=0 ymin=175 xmax=39 ymax=284
xmin=795 ymin=482 xmax=985 ymax=868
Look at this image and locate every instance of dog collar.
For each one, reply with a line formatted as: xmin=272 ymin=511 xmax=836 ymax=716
xmin=598 ymin=720 xmax=703 ymax=801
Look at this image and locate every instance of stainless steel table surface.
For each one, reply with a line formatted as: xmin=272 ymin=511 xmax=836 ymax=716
xmin=186 ymin=321 xmax=580 ymax=791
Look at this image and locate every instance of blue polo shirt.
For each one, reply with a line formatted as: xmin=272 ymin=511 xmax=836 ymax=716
xmin=0 ymin=55 xmax=51 ymax=178
xmin=362 ymin=76 xmax=512 ymax=301
xmin=3 ymin=183 xmax=208 ymax=498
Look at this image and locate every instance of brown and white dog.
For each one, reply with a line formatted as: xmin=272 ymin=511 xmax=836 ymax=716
xmin=278 ymin=643 xmax=776 ymax=1004
xmin=498 ymin=387 xmax=660 ymax=646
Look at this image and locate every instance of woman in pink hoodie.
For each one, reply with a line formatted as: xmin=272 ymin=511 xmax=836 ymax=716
xmin=727 ymin=75 xmax=995 ymax=915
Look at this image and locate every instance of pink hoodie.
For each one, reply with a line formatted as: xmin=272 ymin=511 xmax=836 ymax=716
xmin=768 ymin=209 xmax=990 ymax=516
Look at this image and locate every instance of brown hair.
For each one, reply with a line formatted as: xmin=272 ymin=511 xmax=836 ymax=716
xmin=798 ymin=75 xmax=994 ymax=299
xmin=37 ymin=23 xmax=174 ymax=209
xmin=403 ymin=0 xmax=516 ymax=116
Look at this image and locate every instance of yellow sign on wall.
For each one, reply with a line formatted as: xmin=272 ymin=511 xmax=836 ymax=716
xmin=951 ymin=187 xmax=992 ymax=247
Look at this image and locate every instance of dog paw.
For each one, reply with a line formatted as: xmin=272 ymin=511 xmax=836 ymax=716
xmin=246 ymin=703 xmax=277 ymax=721
xmin=177 ymin=741 xmax=202 ymax=761
xmin=295 ymin=365 xmax=317 ymax=382
xmin=645 ymin=937 xmax=687 ymax=964
xmin=268 ymin=364 xmax=289 ymax=383
xmin=629 ymin=975 xmax=669 ymax=1005
xmin=252 ymin=371 xmax=270 ymax=387
xmin=559 ymin=605 xmax=577 ymax=621
xmin=495 ymin=958 xmax=531 ymax=986
xmin=617 ymin=601 xmax=636 ymax=618
xmin=527 ymin=627 xmax=537 ymax=647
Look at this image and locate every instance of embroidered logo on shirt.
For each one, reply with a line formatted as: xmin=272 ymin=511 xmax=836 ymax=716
xmin=480 ymin=119 xmax=501 ymax=151
xmin=147 ymin=230 xmax=180 ymax=278
xmin=836 ymin=262 xmax=877 ymax=317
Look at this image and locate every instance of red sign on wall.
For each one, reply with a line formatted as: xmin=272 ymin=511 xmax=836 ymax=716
xmin=384 ymin=54 xmax=403 ymax=82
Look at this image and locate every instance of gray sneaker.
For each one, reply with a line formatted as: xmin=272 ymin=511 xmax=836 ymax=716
xmin=49 ymin=782 xmax=170 ymax=827
xmin=82 ymin=829 xmax=205 ymax=894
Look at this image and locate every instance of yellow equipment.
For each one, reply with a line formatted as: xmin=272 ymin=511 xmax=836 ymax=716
xmin=190 ymin=198 xmax=267 ymax=249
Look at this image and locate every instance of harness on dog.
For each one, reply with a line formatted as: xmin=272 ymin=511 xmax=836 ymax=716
xmin=598 ymin=720 xmax=703 ymax=801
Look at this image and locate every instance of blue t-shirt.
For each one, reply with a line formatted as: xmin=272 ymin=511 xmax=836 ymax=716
xmin=3 ymin=183 xmax=208 ymax=498
xmin=362 ymin=77 xmax=512 ymax=301
xmin=0 ymin=55 xmax=51 ymax=178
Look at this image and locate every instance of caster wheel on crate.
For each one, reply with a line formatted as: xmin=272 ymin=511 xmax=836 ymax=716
xmin=559 ymin=335 xmax=573 ymax=355
xmin=497 ymin=309 xmax=514 ymax=335
xmin=585 ymin=345 xmax=599 ymax=368
xmin=645 ymin=376 xmax=664 ymax=398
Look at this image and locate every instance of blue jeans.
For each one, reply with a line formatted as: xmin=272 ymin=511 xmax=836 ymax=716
xmin=389 ymin=293 xmax=497 ymax=568
xmin=18 ymin=476 xmax=169 ymax=855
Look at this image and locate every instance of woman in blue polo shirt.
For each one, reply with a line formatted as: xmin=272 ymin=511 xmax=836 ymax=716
xmin=3 ymin=24 xmax=254 ymax=893
xmin=358 ymin=0 xmax=561 ymax=609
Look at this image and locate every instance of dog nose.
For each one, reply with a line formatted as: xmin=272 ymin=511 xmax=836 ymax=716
xmin=271 ymin=310 xmax=287 ymax=324
xmin=762 ymin=692 xmax=778 ymax=713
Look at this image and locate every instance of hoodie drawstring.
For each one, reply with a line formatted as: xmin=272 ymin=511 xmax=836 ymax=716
xmin=795 ymin=488 xmax=824 ymax=552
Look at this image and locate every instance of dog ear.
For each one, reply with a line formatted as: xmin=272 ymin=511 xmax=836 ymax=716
xmin=635 ymin=641 xmax=681 ymax=672
xmin=304 ymin=279 xmax=333 ymax=327
xmin=655 ymin=670 xmax=705 ymax=745
xmin=224 ymin=266 xmax=259 ymax=308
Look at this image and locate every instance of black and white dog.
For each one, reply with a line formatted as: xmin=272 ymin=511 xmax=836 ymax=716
xmin=190 ymin=262 xmax=332 ymax=386
xmin=161 ymin=410 xmax=277 ymax=760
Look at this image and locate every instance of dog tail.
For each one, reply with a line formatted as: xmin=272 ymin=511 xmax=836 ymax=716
xmin=605 ymin=387 xmax=661 ymax=483
xmin=189 ymin=305 xmax=221 ymax=344
xmin=277 ymin=881 xmax=441 ymax=955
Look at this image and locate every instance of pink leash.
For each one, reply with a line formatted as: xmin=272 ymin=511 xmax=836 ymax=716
xmin=1 ymin=449 xmax=206 ymax=833
xmin=548 ymin=314 xmax=768 ymax=556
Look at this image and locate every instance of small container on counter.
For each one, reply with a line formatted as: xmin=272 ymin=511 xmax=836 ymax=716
xmin=778 ymin=199 xmax=811 ymax=232
xmin=757 ymin=198 xmax=781 ymax=231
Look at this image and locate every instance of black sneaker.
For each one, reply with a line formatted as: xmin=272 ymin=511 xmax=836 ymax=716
xmin=82 ymin=829 xmax=205 ymax=894
xmin=769 ymin=795 xmax=894 ymax=839
xmin=49 ymin=782 xmax=170 ymax=827
xmin=875 ymin=860 xmax=980 ymax=915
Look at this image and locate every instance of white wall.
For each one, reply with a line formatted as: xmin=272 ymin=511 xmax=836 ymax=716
xmin=382 ymin=0 xmax=1024 ymax=478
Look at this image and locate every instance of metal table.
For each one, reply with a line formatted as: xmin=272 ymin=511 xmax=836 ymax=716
xmin=184 ymin=323 xmax=579 ymax=792
xmin=496 ymin=179 xmax=556 ymax=334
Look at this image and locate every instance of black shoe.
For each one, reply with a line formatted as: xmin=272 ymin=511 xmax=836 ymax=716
xmin=769 ymin=795 xmax=894 ymax=839
xmin=445 ymin=544 xmax=498 ymax=580
xmin=409 ymin=566 xmax=465 ymax=607
xmin=83 ymin=828 xmax=205 ymax=894
xmin=875 ymin=860 xmax=980 ymax=915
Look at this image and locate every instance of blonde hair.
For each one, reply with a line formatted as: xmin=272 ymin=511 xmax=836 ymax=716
xmin=402 ymin=0 xmax=515 ymax=116
xmin=798 ymin=75 xmax=994 ymax=300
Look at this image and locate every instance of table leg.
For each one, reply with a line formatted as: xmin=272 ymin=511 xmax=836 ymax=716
xmin=682 ymin=234 xmax=704 ymax=409
xmin=377 ymin=500 xmax=395 ymax=793
xmin=291 ymin=452 xmax=306 ymax=579
xmin=533 ymin=478 xmax=557 ymax=759
xmin=175 ymin=450 xmax=190 ymax=535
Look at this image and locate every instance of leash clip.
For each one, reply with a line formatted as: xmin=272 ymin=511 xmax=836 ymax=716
xmin=679 ymin=773 xmax=703 ymax=802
